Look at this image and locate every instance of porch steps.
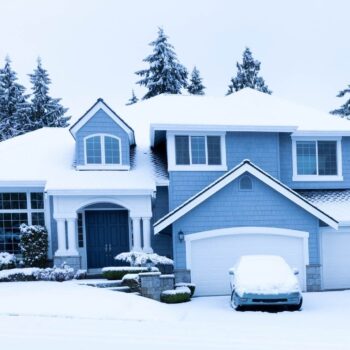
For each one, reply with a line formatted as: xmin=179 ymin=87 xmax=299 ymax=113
xmin=79 ymin=280 xmax=123 ymax=288
xmin=107 ymin=286 xmax=131 ymax=293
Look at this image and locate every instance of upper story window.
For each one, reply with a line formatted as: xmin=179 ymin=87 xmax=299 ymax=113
xmin=292 ymin=137 xmax=343 ymax=181
xmin=84 ymin=134 xmax=121 ymax=167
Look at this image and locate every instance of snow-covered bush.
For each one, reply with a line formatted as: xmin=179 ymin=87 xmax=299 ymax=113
xmin=19 ymin=224 xmax=48 ymax=268
xmin=0 ymin=252 xmax=17 ymax=270
xmin=74 ymin=269 xmax=87 ymax=280
xmin=0 ymin=268 xmax=40 ymax=282
xmin=36 ymin=264 xmax=75 ymax=282
xmin=175 ymin=282 xmax=196 ymax=297
xmin=121 ymin=273 xmax=140 ymax=292
xmin=102 ymin=266 xmax=159 ymax=280
xmin=161 ymin=287 xmax=191 ymax=304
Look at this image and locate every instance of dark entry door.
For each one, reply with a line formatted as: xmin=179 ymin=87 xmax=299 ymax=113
xmin=85 ymin=210 xmax=129 ymax=268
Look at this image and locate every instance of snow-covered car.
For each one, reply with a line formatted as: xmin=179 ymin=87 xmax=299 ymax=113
xmin=229 ymin=255 xmax=303 ymax=311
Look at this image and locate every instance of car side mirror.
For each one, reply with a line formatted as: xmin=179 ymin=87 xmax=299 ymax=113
xmin=293 ymin=268 xmax=299 ymax=275
xmin=229 ymin=268 xmax=235 ymax=275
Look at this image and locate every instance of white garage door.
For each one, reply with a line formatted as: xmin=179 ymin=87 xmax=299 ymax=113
xmin=322 ymin=230 xmax=350 ymax=289
xmin=187 ymin=229 xmax=308 ymax=296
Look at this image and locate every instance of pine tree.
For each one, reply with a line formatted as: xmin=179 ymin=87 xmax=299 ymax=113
xmin=126 ymin=90 xmax=138 ymax=105
xmin=0 ymin=57 xmax=31 ymax=141
xmin=136 ymin=28 xmax=188 ymax=99
xmin=226 ymin=47 xmax=272 ymax=95
xmin=330 ymin=85 xmax=350 ymax=118
xmin=28 ymin=58 xmax=70 ymax=129
xmin=187 ymin=66 xmax=205 ymax=95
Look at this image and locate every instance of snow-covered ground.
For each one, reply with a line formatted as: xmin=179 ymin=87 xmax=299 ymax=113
xmin=0 ymin=281 xmax=349 ymax=349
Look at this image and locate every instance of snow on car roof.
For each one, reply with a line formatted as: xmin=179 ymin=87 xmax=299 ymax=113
xmin=232 ymin=255 xmax=300 ymax=296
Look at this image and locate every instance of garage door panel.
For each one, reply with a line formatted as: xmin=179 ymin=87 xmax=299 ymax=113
xmin=322 ymin=231 xmax=350 ymax=289
xmin=190 ymin=233 xmax=306 ymax=296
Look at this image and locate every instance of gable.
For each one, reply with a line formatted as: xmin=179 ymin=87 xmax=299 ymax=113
xmin=154 ymin=160 xmax=338 ymax=233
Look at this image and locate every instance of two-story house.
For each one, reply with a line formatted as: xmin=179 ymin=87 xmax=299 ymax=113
xmin=1 ymin=88 xmax=350 ymax=296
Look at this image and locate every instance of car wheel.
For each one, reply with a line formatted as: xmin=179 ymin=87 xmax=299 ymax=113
xmin=288 ymin=297 xmax=303 ymax=311
xmin=230 ymin=290 xmax=243 ymax=311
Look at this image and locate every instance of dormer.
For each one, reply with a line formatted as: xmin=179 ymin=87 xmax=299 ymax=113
xmin=70 ymin=98 xmax=135 ymax=170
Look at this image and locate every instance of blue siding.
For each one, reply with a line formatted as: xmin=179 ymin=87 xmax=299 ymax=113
xmin=151 ymin=186 xmax=173 ymax=258
xmin=75 ymin=108 xmax=130 ymax=166
xmin=171 ymin=174 xmax=320 ymax=269
xmin=279 ymin=134 xmax=350 ymax=189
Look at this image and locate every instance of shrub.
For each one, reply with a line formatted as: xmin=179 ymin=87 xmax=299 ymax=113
xmin=74 ymin=269 xmax=87 ymax=280
xmin=175 ymin=282 xmax=196 ymax=297
xmin=161 ymin=287 xmax=191 ymax=304
xmin=19 ymin=224 xmax=48 ymax=268
xmin=0 ymin=268 xmax=40 ymax=282
xmin=0 ymin=252 xmax=16 ymax=270
xmin=36 ymin=264 xmax=75 ymax=282
xmin=102 ymin=266 xmax=159 ymax=280
xmin=115 ymin=252 xmax=174 ymax=274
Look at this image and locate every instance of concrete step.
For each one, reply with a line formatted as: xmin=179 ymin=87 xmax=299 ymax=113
xmin=80 ymin=280 xmax=123 ymax=288
xmin=108 ymin=286 xmax=131 ymax=293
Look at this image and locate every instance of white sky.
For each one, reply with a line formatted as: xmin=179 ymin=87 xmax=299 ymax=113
xmin=1 ymin=0 xmax=349 ymax=120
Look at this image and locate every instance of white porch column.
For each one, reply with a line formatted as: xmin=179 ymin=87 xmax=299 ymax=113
xmin=67 ymin=217 xmax=79 ymax=256
xmin=55 ymin=218 xmax=67 ymax=256
xmin=132 ymin=217 xmax=142 ymax=252
xmin=142 ymin=217 xmax=153 ymax=253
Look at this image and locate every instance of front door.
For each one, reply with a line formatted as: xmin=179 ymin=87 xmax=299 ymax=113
xmin=85 ymin=210 xmax=129 ymax=268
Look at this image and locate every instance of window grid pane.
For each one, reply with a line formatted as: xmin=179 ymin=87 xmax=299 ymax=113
xmin=175 ymin=136 xmax=190 ymax=165
xmin=31 ymin=212 xmax=45 ymax=226
xmin=86 ymin=136 xmax=102 ymax=164
xmin=105 ymin=136 xmax=120 ymax=164
xmin=30 ymin=192 xmax=44 ymax=209
xmin=0 ymin=193 xmax=27 ymax=210
xmin=190 ymin=136 xmax=206 ymax=164
xmin=296 ymin=141 xmax=317 ymax=175
xmin=77 ymin=213 xmax=84 ymax=248
xmin=207 ymin=136 xmax=222 ymax=165
xmin=0 ymin=213 xmax=28 ymax=254
xmin=318 ymin=141 xmax=337 ymax=175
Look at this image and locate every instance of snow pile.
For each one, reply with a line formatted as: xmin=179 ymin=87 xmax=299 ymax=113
xmin=102 ymin=266 xmax=159 ymax=273
xmin=115 ymin=252 xmax=174 ymax=266
xmin=232 ymin=255 xmax=300 ymax=296
xmin=0 ymin=252 xmax=16 ymax=270
xmin=162 ymin=286 xmax=191 ymax=296
xmin=121 ymin=273 xmax=139 ymax=282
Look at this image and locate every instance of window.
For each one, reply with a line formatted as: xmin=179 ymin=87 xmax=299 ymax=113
xmin=239 ymin=175 xmax=253 ymax=190
xmin=293 ymin=139 xmax=342 ymax=181
xmin=0 ymin=192 xmax=45 ymax=254
xmin=77 ymin=213 xmax=84 ymax=248
xmin=85 ymin=134 xmax=121 ymax=166
xmin=174 ymin=135 xmax=222 ymax=167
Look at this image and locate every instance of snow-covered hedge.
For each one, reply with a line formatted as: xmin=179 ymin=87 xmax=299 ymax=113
xmin=19 ymin=224 xmax=48 ymax=268
xmin=175 ymin=282 xmax=196 ymax=297
xmin=0 ymin=252 xmax=17 ymax=270
xmin=121 ymin=273 xmax=140 ymax=292
xmin=102 ymin=266 xmax=159 ymax=280
xmin=0 ymin=265 xmax=87 ymax=282
xmin=161 ymin=287 xmax=191 ymax=304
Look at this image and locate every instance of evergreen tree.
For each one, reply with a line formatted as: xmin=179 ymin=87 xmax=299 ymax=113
xmin=187 ymin=66 xmax=205 ymax=95
xmin=226 ymin=47 xmax=272 ymax=95
xmin=126 ymin=90 xmax=138 ymax=105
xmin=0 ymin=57 xmax=31 ymax=141
xmin=330 ymin=85 xmax=350 ymax=118
xmin=136 ymin=28 xmax=188 ymax=99
xmin=28 ymin=58 xmax=70 ymax=129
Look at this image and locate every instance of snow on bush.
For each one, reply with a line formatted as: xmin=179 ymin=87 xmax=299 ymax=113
xmin=0 ymin=268 xmax=40 ymax=282
xmin=0 ymin=252 xmax=16 ymax=270
xmin=161 ymin=287 xmax=191 ymax=304
xmin=19 ymin=224 xmax=48 ymax=268
xmin=175 ymin=282 xmax=196 ymax=297
xmin=36 ymin=264 xmax=75 ymax=282
xmin=121 ymin=273 xmax=140 ymax=292
xmin=115 ymin=252 xmax=173 ymax=266
xmin=102 ymin=266 xmax=159 ymax=280
xmin=74 ymin=269 xmax=87 ymax=280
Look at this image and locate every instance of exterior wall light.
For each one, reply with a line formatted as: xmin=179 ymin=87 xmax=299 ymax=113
xmin=178 ymin=230 xmax=184 ymax=242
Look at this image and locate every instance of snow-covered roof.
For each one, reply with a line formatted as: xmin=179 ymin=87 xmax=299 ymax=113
xmin=298 ymin=190 xmax=350 ymax=224
xmin=0 ymin=127 xmax=163 ymax=193
xmin=119 ymin=88 xmax=350 ymax=147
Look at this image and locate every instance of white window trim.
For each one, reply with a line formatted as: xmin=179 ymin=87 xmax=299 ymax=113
xmin=81 ymin=134 xmax=128 ymax=170
xmin=292 ymin=136 xmax=343 ymax=182
xmin=167 ymin=131 xmax=227 ymax=171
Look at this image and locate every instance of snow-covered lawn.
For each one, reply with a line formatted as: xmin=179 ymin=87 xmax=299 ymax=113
xmin=0 ymin=282 xmax=349 ymax=349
